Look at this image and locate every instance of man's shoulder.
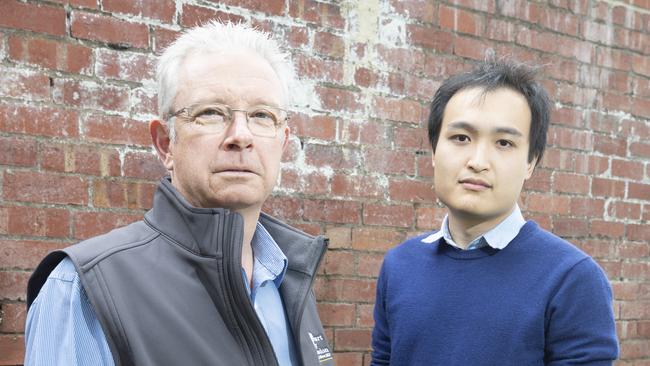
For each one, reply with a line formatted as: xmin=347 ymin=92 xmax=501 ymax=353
xmin=67 ymin=219 xmax=158 ymax=267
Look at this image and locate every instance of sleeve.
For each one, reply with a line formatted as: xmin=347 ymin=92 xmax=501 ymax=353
xmin=544 ymin=257 xmax=619 ymax=365
xmin=24 ymin=258 xmax=115 ymax=366
xmin=371 ymin=260 xmax=391 ymax=366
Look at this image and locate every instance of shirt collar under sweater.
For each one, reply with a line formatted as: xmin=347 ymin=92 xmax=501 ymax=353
xmin=421 ymin=205 xmax=526 ymax=250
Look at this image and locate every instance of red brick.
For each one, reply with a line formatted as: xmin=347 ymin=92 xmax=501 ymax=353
xmin=314 ymin=278 xmax=375 ymax=302
xmin=597 ymin=92 xmax=632 ymax=115
xmin=314 ymin=32 xmax=345 ymax=58
xmin=305 ymin=144 xmax=360 ymax=170
xmin=390 ymin=0 xmax=436 ymax=23
xmin=523 ymin=169 xmax=552 ymax=192
xmin=454 ymin=35 xmax=491 ymax=60
xmin=553 ymin=217 xmax=588 ymax=237
xmin=333 ymin=352 xmax=363 ymax=366
xmin=417 ymin=155 xmax=434 ymax=178
xmin=123 ymin=151 xmax=167 ymax=180
xmin=262 ymin=196 xmax=302 ymax=221
xmin=71 ymin=11 xmax=149 ymax=48
xmin=363 ymin=203 xmax=413 ymax=228
xmin=591 ymin=220 xmax=625 ymax=239
xmin=486 ymin=18 xmax=517 ymax=42
xmin=388 ymin=179 xmax=436 ymax=203
xmin=407 ymin=25 xmax=453 ymax=53
xmin=630 ymin=142 xmax=650 ymax=159
xmin=377 ymin=45 xmax=425 ymax=74
xmin=340 ymin=119 xmax=389 ymax=147
xmin=0 ymin=271 xmax=30 ymax=301
xmin=288 ymin=0 xmax=345 ymax=29
xmin=84 ymin=113 xmax=151 ymax=146
xmin=322 ymin=250 xmax=355 ymax=276
xmin=318 ymin=302 xmax=355 ymax=327
xmin=364 ymin=148 xmax=415 ymax=176
xmin=289 ymin=113 xmax=337 ymax=141
xmin=180 ymin=4 xmax=244 ymax=28
xmin=592 ymin=178 xmax=626 ymax=198
xmin=0 ymin=239 xmax=67 ymax=269
xmin=73 ymin=211 xmax=142 ymax=240
xmin=8 ymin=35 xmax=93 ymax=75
xmin=620 ymin=300 xmax=650 ymax=319
xmin=549 ymin=126 xmax=594 ymax=151
xmin=628 ymin=224 xmax=650 ymax=242
xmin=621 ymin=119 xmax=650 ymax=140
xmin=415 ymin=206 xmax=445 ymax=230
xmin=316 ymin=86 xmax=363 ymax=114
xmin=40 ymin=142 xmax=121 ymax=177
xmin=0 ymin=103 xmax=79 ymax=138
xmin=303 ymin=200 xmax=360 ymax=224
xmin=553 ymin=172 xmax=590 ymax=194
xmin=613 ymin=282 xmax=641 ymax=301
xmin=334 ymin=329 xmax=372 ymax=351
xmin=540 ymin=7 xmax=580 ymax=37
xmin=96 ymin=49 xmax=156 ymax=83
xmin=354 ymin=67 xmax=378 ymax=89
xmin=358 ymin=303 xmax=375 ymax=328
xmin=0 ymin=303 xmax=26 ymax=333
xmin=0 ymin=66 xmax=50 ymax=101
xmin=632 ymin=97 xmax=650 ymax=119
xmin=0 ymin=334 xmax=24 ymax=365
xmin=103 ymin=0 xmax=175 ymax=23
xmin=4 ymin=171 xmax=88 ymax=205
xmin=574 ymin=154 xmax=608 ymax=175
xmin=352 ymin=227 xmax=404 ymax=252
xmin=612 ymin=159 xmax=644 ymax=180
xmin=53 ymin=79 xmax=130 ymax=112
xmin=439 ymin=5 xmax=483 ymax=35
xmin=526 ymin=193 xmax=571 ymax=214
xmin=152 ymin=26 xmax=181 ymax=52
xmin=49 ymin=0 xmax=97 ymax=8
xmin=516 ymin=27 xmax=557 ymax=53
xmin=619 ymin=242 xmax=650 ymax=259
xmin=622 ymin=262 xmax=650 ymax=280
xmin=302 ymin=171 xmax=329 ymax=195
xmin=284 ymin=25 xmax=309 ymax=49
xmin=608 ymin=202 xmax=641 ymax=220
xmin=324 ymin=226 xmax=351 ymax=249
xmin=131 ymin=87 xmax=158 ymax=116
xmin=569 ymin=197 xmax=605 ymax=217
xmin=7 ymin=206 xmax=70 ymax=238
xmin=294 ymin=54 xmax=344 ymax=83
xmin=93 ymin=180 xmax=155 ymax=210
xmin=628 ymin=183 xmax=650 ymax=200
xmin=393 ymin=126 xmax=427 ymax=150
xmin=331 ymin=175 xmax=384 ymax=199
xmin=371 ymin=96 xmax=422 ymax=124
xmin=0 ymin=136 xmax=37 ymax=167
xmin=357 ymin=252 xmax=385 ymax=278
xmin=576 ymin=239 xmax=615 ymax=259
xmin=552 ymin=107 xmax=583 ymax=129
xmin=595 ymin=47 xmax=632 ymax=72
xmin=0 ymin=1 xmax=65 ymax=36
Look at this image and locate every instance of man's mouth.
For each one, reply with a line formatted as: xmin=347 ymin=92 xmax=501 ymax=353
xmin=459 ymin=178 xmax=492 ymax=191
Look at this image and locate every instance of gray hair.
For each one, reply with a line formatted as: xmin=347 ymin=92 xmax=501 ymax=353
xmin=156 ymin=21 xmax=296 ymax=141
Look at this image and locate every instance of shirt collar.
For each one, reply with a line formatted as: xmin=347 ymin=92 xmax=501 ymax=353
xmin=421 ymin=205 xmax=526 ymax=250
xmin=252 ymin=222 xmax=289 ymax=290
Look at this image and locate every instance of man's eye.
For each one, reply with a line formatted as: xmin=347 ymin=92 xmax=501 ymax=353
xmin=197 ymin=107 xmax=226 ymax=117
xmin=451 ymin=135 xmax=470 ymax=143
xmin=497 ymin=139 xmax=513 ymax=147
xmin=250 ymin=110 xmax=275 ymax=120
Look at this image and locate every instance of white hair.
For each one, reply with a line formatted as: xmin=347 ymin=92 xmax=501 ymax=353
xmin=156 ymin=21 xmax=296 ymax=140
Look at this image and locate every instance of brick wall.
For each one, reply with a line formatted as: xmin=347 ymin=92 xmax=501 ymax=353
xmin=0 ymin=0 xmax=648 ymax=364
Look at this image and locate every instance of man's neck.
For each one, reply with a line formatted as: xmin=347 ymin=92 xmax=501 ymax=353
xmin=236 ymin=206 xmax=261 ymax=289
xmin=447 ymin=207 xmax=516 ymax=249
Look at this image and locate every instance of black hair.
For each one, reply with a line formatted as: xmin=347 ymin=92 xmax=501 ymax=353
xmin=427 ymin=59 xmax=551 ymax=166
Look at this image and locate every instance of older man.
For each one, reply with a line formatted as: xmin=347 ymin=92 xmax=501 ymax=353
xmin=25 ymin=22 xmax=332 ymax=366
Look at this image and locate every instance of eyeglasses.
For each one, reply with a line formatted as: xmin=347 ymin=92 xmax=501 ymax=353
xmin=168 ymin=103 xmax=289 ymax=138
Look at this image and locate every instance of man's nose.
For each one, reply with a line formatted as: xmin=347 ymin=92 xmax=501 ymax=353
xmin=466 ymin=143 xmax=489 ymax=172
xmin=222 ymin=112 xmax=254 ymax=150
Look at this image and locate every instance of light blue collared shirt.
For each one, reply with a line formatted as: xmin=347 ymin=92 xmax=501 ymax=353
xmin=25 ymin=222 xmax=296 ymax=366
xmin=421 ymin=205 xmax=526 ymax=250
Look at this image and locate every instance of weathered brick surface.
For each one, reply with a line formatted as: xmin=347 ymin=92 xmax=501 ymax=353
xmin=1 ymin=1 xmax=648 ymax=364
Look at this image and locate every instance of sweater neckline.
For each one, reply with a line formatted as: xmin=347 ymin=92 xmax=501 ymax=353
xmin=436 ymin=221 xmax=539 ymax=260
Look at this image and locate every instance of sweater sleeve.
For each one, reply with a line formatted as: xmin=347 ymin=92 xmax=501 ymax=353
xmin=544 ymin=257 xmax=619 ymax=365
xmin=371 ymin=260 xmax=391 ymax=366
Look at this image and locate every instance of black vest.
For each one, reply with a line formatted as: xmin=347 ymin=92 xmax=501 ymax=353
xmin=28 ymin=178 xmax=334 ymax=366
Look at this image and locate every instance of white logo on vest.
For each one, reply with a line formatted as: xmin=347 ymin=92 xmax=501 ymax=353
xmin=308 ymin=332 xmax=332 ymax=363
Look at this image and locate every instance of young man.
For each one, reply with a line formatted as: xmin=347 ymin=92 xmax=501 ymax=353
xmin=25 ymin=22 xmax=332 ymax=366
xmin=371 ymin=61 xmax=619 ymax=365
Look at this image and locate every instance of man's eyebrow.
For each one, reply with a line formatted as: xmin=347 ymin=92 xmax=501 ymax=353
xmin=494 ymin=127 xmax=524 ymax=137
xmin=447 ymin=121 xmax=478 ymax=133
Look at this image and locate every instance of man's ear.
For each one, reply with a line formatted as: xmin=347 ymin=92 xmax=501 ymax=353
xmin=281 ymin=125 xmax=290 ymax=152
xmin=150 ymin=120 xmax=174 ymax=171
xmin=525 ymin=156 xmax=538 ymax=180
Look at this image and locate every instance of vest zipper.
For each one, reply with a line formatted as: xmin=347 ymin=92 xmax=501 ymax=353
xmin=222 ymin=212 xmax=279 ymax=366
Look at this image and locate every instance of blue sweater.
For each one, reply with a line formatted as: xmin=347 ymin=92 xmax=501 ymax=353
xmin=371 ymin=221 xmax=618 ymax=365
